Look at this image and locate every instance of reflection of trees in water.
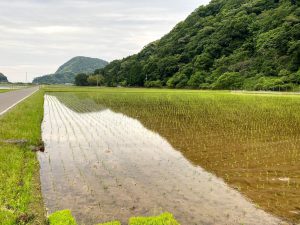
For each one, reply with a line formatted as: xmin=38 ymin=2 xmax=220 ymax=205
xmin=50 ymin=92 xmax=106 ymax=113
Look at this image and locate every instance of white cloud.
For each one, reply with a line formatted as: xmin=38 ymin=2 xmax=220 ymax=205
xmin=0 ymin=0 xmax=210 ymax=82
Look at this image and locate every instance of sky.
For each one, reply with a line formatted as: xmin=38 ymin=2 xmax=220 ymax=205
xmin=0 ymin=0 xmax=210 ymax=82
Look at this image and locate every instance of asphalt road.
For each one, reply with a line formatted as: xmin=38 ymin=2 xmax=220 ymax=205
xmin=0 ymin=86 xmax=39 ymax=116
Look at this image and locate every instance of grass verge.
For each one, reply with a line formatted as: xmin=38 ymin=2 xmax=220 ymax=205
xmin=48 ymin=210 xmax=179 ymax=225
xmin=0 ymin=89 xmax=11 ymax=93
xmin=0 ymin=90 xmax=46 ymax=225
xmin=48 ymin=210 xmax=77 ymax=225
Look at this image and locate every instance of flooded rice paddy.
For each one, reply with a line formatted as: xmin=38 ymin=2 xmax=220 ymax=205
xmin=40 ymin=91 xmax=300 ymax=224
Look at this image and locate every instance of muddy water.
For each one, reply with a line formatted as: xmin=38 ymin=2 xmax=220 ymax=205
xmin=39 ymin=95 xmax=285 ymax=225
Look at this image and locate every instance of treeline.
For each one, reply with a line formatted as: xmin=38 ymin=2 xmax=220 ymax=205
xmin=75 ymin=73 xmax=105 ymax=86
xmin=77 ymin=0 xmax=300 ymax=91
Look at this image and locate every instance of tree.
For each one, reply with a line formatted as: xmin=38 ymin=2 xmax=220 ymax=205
xmin=187 ymin=72 xmax=206 ymax=88
xmin=75 ymin=73 xmax=88 ymax=86
xmin=167 ymin=72 xmax=188 ymax=88
xmin=87 ymin=75 xmax=105 ymax=86
xmin=274 ymin=0 xmax=297 ymax=5
xmin=194 ymin=53 xmax=214 ymax=71
xmin=93 ymin=0 xmax=300 ymax=90
xmin=213 ymin=72 xmax=244 ymax=90
xmin=144 ymin=80 xmax=163 ymax=88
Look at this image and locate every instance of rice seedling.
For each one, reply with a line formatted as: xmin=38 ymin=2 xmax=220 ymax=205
xmin=39 ymin=91 xmax=287 ymax=225
xmin=48 ymin=210 xmax=77 ymax=225
xmin=2 ymin=86 xmax=298 ymax=224
xmin=129 ymin=213 xmax=179 ymax=225
xmin=47 ymin=210 xmax=180 ymax=225
xmin=68 ymin=89 xmax=299 ymax=223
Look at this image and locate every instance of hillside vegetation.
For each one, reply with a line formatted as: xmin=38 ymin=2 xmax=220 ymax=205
xmin=94 ymin=0 xmax=300 ymax=90
xmin=0 ymin=73 xmax=8 ymax=83
xmin=33 ymin=56 xmax=108 ymax=84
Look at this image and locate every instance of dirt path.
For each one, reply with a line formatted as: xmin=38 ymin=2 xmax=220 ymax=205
xmin=0 ymin=86 xmax=39 ymax=116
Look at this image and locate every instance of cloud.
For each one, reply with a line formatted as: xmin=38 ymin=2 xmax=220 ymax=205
xmin=0 ymin=0 xmax=210 ymax=82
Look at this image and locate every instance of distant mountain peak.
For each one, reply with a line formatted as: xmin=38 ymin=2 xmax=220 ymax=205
xmin=55 ymin=56 xmax=108 ymax=74
xmin=0 ymin=73 xmax=8 ymax=83
xmin=33 ymin=56 xmax=108 ymax=84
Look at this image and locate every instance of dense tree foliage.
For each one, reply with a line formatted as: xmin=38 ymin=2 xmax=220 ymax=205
xmin=33 ymin=73 xmax=75 ymax=84
xmin=95 ymin=0 xmax=300 ymax=90
xmin=75 ymin=73 xmax=105 ymax=86
xmin=56 ymin=56 xmax=108 ymax=74
xmin=0 ymin=73 xmax=8 ymax=82
xmin=75 ymin=73 xmax=89 ymax=86
xmin=33 ymin=57 xmax=108 ymax=84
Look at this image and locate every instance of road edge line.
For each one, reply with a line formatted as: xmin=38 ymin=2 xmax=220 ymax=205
xmin=0 ymin=87 xmax=40 ymax=116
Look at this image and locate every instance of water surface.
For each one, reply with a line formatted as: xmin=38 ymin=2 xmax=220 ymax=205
xmin=39 ymin=95 xmax=285 ymax=225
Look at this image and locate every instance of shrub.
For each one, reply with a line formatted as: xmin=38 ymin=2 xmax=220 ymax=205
xmin=75 ymin=73 xmax=89 ymax=86
xmin=87 ymin=75 xmax=105 ymax=86
xmin=48 ymin=210 xmax=77 ymax=225
xmin=144 ymin=80 xmax=163 ymax=88
xmin=119 ymin=80 xmax=127 ymax=87
xmin=290 ymin=69 xmax=300 ymax=84
xmin=187 ymin=72 xmax=206 ymax=88
xmin=212 ymin=72 xmax=244 ymax=90
xmin=129 ymin=212 xmax=180 ymax=225
xmin=254 ymin=77 xmax=293 ymax=91
xmin=167 ymin=72 xmax=188 ymax=88
xmin=199 ymin=82 xmax=211 ymax=89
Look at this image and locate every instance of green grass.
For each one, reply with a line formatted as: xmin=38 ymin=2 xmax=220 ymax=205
xmin=48 ymin=210 xmax=77 ymax=225
xmin=129 ymin=213 xmax=179 ymax=225
xmin=0 ymin=91 xmax=46 ymax=225
xmin=48 ymin=210 xmax=179 ymax=225
xmin=0 ymin=89 xmax=11 ymax=93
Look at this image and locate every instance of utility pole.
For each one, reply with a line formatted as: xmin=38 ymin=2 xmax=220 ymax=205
xmin=26 ymin=72 xmax=28 ymax=84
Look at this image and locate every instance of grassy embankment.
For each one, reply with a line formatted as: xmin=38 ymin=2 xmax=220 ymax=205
xmin=0 ymin=89 xmax=11 ymax=93
xmin=0 ymin=91 xmax=45 ymax=225
xmin=48 ymin=210 xmax=178 ymax=225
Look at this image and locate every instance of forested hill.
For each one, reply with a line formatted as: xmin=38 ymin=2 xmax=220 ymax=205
xmin=33 ymin=56 xmax=108 ymax=84
xmin=55 ymin=56 xmax=108 ymax=74
xmin=0 ymin=73 xmax=8 ymax=82
xmin=98 ymin=0 xmax=300 ymax=90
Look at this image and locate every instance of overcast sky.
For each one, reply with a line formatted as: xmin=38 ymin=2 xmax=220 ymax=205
xmin=0 ymin=0 xmax=210 ymax=82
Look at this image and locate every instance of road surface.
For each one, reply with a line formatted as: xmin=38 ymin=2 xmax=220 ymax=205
xmin=0 ymin=86 xmax=39 ymax=116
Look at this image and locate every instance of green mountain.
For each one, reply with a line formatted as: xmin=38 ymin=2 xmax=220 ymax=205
xmin=33 ymin=56 xmax=108 ymax=84
xmin=55 ymin=56 xmax=108 ymax=74
xmin=98 ymin=0 xmax=300 ymax=90
xmin=0 ymin=73 xmax=8 ymax=83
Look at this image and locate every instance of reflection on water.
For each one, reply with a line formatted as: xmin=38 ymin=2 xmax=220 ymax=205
xmin=39 ymin=95 xmax=284 ymax=225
